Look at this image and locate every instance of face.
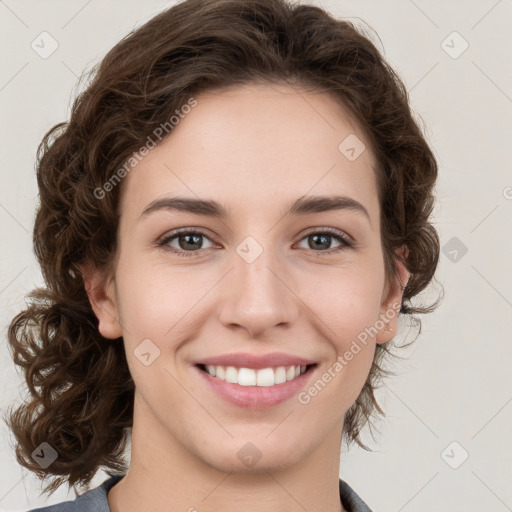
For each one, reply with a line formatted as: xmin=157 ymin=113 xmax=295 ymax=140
xmin=85 ymin=83 xmax=408 ymax=476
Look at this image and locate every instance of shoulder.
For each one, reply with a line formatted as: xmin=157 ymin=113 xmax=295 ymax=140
xmin=27 ymin=474 xmax=124 ymax=512
xmin=339 ymin=478 xmax=373 ymax=512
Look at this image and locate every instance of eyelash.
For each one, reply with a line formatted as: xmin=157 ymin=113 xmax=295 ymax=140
xmin=156 ymin=227 xmax=354 ymax=258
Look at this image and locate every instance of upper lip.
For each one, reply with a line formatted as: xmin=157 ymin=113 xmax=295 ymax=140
xmin=195 ymin=352 xmax=317 ymax=369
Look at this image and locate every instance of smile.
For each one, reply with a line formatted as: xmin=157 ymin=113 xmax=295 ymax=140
xmin=197 ymin=364 xmax=315 ymax=387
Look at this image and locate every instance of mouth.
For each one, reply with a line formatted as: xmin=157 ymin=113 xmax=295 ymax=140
xmin=191 ymin=350 xmax=320 ymax=409
xmin=195 ymin=363 xmax=317 ymax=387
xmin=194 ymin=362 xmax=318 ymax=409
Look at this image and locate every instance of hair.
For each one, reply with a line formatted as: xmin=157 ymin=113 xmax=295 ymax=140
xmin=5 ymin=0 xmax=442 ymax=496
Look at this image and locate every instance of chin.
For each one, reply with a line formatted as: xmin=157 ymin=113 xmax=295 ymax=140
xmin=197 ymin=437 xmax=307 ymax=475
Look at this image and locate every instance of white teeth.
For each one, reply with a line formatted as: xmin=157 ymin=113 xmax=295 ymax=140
xmin=255 ymin=367 xmax=273 ymax=386
xmin=204 ymin=364 xmax=308 ymax=386
xmin=238 ymin=367 xmax=256 ymax=386
xmin=274 ymin=367 xmax=287 ymax=384
xmin=214 ymin=366 xmax=222 ymax=378
xmin=225 ymin=366 xmax=238 ymax=384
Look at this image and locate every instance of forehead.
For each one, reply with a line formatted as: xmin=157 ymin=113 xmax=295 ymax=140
xmin=119 ymin=83 xmax=379 ymax=226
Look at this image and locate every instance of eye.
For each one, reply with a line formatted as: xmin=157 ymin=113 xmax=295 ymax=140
xmin=295 ymin=228 xmax=353 ymax=255
xmin=158 ymin=229 xmax=216 ymax=257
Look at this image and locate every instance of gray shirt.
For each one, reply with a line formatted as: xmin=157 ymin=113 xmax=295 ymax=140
xmin=29 ymin=474 xmax=373 ymax=511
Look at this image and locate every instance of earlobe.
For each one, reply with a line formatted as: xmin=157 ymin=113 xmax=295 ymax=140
xmin=79 ymin=263 xmax=123 ymax=340
xmin=375 ymin=246 xmax=410 ymax=345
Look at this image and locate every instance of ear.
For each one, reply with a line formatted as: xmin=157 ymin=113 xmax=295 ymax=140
xmin=80 ymin=263 xmax=123 ymax=339
xmin=375 ymin=245 xmax=410 ymax=344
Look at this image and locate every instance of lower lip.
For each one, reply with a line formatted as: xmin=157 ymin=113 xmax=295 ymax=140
xmin=194 ymin=365 xmax=317 ymax=409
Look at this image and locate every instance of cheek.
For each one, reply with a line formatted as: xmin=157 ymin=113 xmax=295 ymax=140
xmin=297 ymin=265 xmax=383 ymax=389
xmin=302 ymin=286 xmax=380 ymax=407
xmin=301 ymin=264 xmax=385 ymax=342
xmin=113 ymin=261 xmax=193 ymax=395
xmin=112 ymin=258 xmax=227 ymax=410
xmin=114 ymin=257 xmax=213 ymax=358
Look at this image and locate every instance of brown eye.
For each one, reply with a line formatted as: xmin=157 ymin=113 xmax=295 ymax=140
xmin=296 ymin=229 xmax=353 ymax=254
xmin=158 ymin=229 xmax=215 ymax=257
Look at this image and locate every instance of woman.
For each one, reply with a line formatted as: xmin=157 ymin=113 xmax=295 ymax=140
xmin=7 ymin=0 xmax=441 ymax=510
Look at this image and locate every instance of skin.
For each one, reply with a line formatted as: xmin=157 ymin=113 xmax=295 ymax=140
xmin=83 ymin=82 xmax=409 ymax=512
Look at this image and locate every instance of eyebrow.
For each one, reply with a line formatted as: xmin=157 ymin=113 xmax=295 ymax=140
xmin=139 ymin=195 xmax=371 ymax=223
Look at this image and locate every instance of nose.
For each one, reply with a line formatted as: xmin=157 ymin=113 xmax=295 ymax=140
xmin=217 ymin=242 xmax=299 ymax=338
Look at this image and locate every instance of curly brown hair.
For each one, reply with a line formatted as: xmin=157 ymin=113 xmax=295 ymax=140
xmin=5 ymin=0 xmax=442 ymax=496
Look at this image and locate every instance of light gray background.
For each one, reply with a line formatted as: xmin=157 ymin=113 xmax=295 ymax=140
xmin=1 ymin=1 xmax=511 ymax=511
